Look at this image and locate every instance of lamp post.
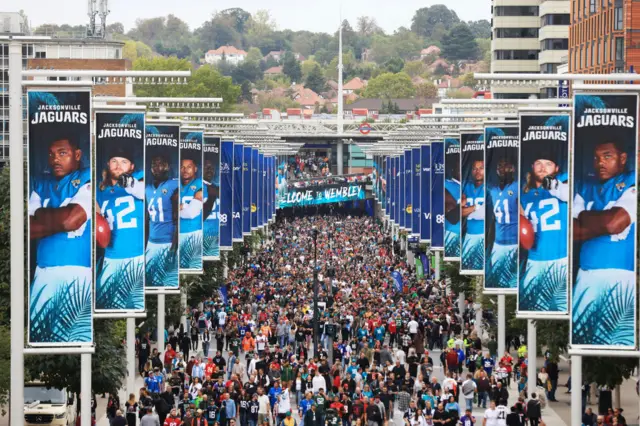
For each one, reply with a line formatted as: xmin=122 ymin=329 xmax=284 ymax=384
xmin=312 ymin=228 xmax=320 ymax=357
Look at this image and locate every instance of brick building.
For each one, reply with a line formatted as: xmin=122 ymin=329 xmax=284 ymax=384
xmin=568 ymin=0 xmax=638 ymax=73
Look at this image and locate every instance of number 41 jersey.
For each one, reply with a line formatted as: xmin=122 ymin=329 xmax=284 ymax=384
xmin=146 ymin=178 xmax=179 ymax=244
xmin=488 ymin=181 xmax=518 ymax=245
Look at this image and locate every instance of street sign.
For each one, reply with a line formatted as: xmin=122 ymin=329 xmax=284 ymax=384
xmin=359 ymin=123 xmax=372 ymax=135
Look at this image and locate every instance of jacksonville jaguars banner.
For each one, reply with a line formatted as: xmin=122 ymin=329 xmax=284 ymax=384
xmin=444 ymin=136 xmax=461 ymax=261
xmin=517 ymin=114 xmax=569 ymax=317
xmin=232 ymin=143 xmax=243 ymax=242
xmin=484 ymin=125 xmax=519 ymax=293
xmin=203 ymin=136 xmax=221 ymax=261
xmin=412 ymin=147 xmax=421 ymax=237
xmin=404 ymin=150 xmax=412 ymax=231
xmin=219 ymin=140 xmax=233 ymax=250
xmin=179 ymin=129 xmax=204 ymax=274
xmin=384 ymin=156 xmax=390 ymax=217
xmin=460 ymin=131 xmax=485 ymax=275
xmin=571 ymin=93 xmax=638 ymax=349
xmin=95 ymin=109 xmax=145 ymax=312
xmin=279 ymin=183 xmax=366 ymax=208
xmin=394 ymin=156 xmax=401 ymax=226
xmin=242 ymin=146 xmax=251 ymax=235
xmin=420 ymin=145 xmax=431 ymax=243
xmin=144 ymin=121 xmax=180 ymax=291
xmin=431 ymin=141 xmax=445 ymax=250
xmin=27 ymin=88 xmax=93 ymax=345
xmin=251 ymin=148 xmax=258 ymax=230
xmin=258 ymin=152 xmax=265 ymax=228
xmin=276 ymin=160 xmax=287 ymax=210
xmin=373 ymin=156 xmax=379 ymax=201
xmin=381 ymin=156 xmax=387 ymax=214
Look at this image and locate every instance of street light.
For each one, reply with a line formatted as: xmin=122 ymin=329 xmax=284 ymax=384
xmin=312 ymin=227 xmax=320 ymax=357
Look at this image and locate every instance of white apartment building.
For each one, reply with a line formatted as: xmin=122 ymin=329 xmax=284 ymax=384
xmin=204 ymin=46 xmax=248 ymax=65
xmin=490 ymin=0 xmax=569 ymax=99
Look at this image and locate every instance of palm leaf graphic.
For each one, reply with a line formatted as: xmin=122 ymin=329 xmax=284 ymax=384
xmin=180 ymin=233 xmax=203 ymax=269
xmin=486 ymin=248 xmax=517 ymax=289
xmin=519 ymin=262 xmax=567 ymax=312
xmin=119 ymin=113 xmax=145 ymax=127
xmin=96 ymin=259 xmax=145 ymax=310
xmin=462 ymin=236 xmax=484 ymax=271
xmin=445 ymin=233 xmax=461 ymax=258
xmin=485 ymin=127 xmax=505 ymax=140
xmin=574 ymin=95 xmax=608 ymax=117
xmin=544 ymin=115 xmax=569 ymax=132
xmin=146 ymin=246 xmax=178 ymax=287
xmin=204 ymin=232 xmax=220 ymax=257
xmin=28 ymin=92 xmax=60 ymax=116
xmin=146 ymin=125 xmax=160 ymax=135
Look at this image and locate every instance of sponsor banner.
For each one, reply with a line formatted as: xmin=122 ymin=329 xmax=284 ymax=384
xmin=203 ymin=136 xmax=221 ymax=261
xmin=420 ymin=145 xmax=432 ymax=243
xmin=382 ymin=156 xmax=388 ymax=214
xmin=431 ymin=141 xmax=445 ymax=250
xmin=393 ymin=156 xmax=400 ymax=225
xmin=412 ymin=147 xmax=421 ymax=237
xmin=404 ymin=150 xmax=412 ymax=231
xmin=220 ymin=140 xmax=234 ymax=250
xmin=258 ymin=152 xmax=265 ymax=228
xmin=571 ymin=94 xmax=638 ymax=349
xmin=399 ymin=154 xmax=406 ymax=229
xmin=276 ymin=159 xmax=287 ymax=210
xmin=444 ymin=137 xmax=461 ymax=261
xmin=267 ymin=156 xmax=273 ymax=221
xmin=372 ymin=155 xmax=379 ymax=201
xmin=232 ymin=143 xmax=243 ymax=242
xmin=95 ymin=111 xmax=145 ymax=312
xmin=517 ymin=114 xmax=569 ymax=316
xmin=278 ymin=183 xmax=366 ymax=208
xmin=179 ymin=130 xmax=204 ymax=274
xmin=242 ymin=146 xmax=251 ymax=234
xmin=251 ymin=148 xmax=258 ymax=229
xmin=27 ymin=88 xmax=93 ymax=345
xmin=144 ymin=122 xmax=180 ymax=290
xmin=460 ymin=131 xmax=485 ymax=275
xmin=484 ymin=125 xmax=519 ymax=293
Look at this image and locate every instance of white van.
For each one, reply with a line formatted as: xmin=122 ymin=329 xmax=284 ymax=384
xmin=24 ymin=382 xmax=76 ymax=426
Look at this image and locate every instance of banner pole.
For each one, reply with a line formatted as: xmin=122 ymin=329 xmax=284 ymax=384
xmin=81 ymin=353 xmax=92 ymax=426
xmin=9 ymin=39 xmax=24 ymax=426
xmin=498 ymin=294 xmax=506 ymax=357
xmin=126 ymin=318 xmax=136 ymax=398
xmin=157 ymin=294 xmax=165 ymax=353
xmin=527 ymin=320 xmax=536 ymax=398
xmin=571 ymin=355 xmax=582 ymax=426
xmin=435 ymin=251 xmax=440 ymax=281
xmin=458 ymin=292 xmax=465 ymax=316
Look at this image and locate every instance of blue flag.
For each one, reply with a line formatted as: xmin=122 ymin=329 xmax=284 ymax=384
xmin=219 ymin=285 xmax=229 ymax=305
xmin=391 ymin=270 xmax=403 ymax=292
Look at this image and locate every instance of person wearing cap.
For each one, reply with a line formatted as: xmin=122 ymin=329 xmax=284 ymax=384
xmin=96 ymin=144 xmax=145 ymax=306
xmin=164 ymin=408 xmax=182 ymax=426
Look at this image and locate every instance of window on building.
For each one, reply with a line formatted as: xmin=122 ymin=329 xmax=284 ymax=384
xmin=597 ymin=38 xmax=601 ymax=63
xmin=604 ymin=35 xmax=608 ymax=62
xmin=591 ymin=40 xmax=595 ymax=66
xmin=614 ymin=5 xmax=623 ymax=30
xmin=615 ymin=37 xmax=624 ymax=61
xmin=590 ymin=0 xmax=596 ymax=13
xmin=494 ymin=50 xmax=539 ymax=60
xmin=494 ymin=6 xmax=539 ymax=16
xmin=542 ymin=14 xmax=571 ymax=25
xmin=542 ymin=39 xmax=569 ymax=50
xmin=586 ymin=43 xmax=590 ymax=67
xmin=496 ymin=28 xmax=539 ymax=38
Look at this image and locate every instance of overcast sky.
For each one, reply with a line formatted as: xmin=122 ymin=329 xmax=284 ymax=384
xmin=20 ymin=0 xmax=490 ymax=34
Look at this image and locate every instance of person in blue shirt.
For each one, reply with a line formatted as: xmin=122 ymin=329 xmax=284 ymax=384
xmin=481 ymin=354 xmax=494 ymax=377
xmin=573 ymin=137 xmax=636 ymax=338
xmin=461 ymin=153 xmax=485 ymax=271
xmin=486 ymin=157 xmax=518 ymax=287
xmin=179 ymin=153 xmax=204 ymax=269
xmin=145 ymin=155 xmax=179 ymax=287
xmin=298 ymin=392 xmax=314 ymax=426
xmin=29 ymin=137 xmax=92 ymax=341
xmin=203 ymin=157 xmax=220 ymax=258
xmin=96 ymin=146 xmax=144 ymax=309
xmin=459 ymin=409 xmax=475 ymax=426
xmin=520 ymin=140 xmax=569 ymax=311
xmin=144 ymin=371 xmax=161 ymax=394
xmin=269 ymin=382 xmax=283 ymax=408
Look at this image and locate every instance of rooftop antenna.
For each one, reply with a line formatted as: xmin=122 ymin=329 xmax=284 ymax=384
xmin=87 ymin=0 xmax=98 ymax=37
xmin=98 ymin=0 xmax=110 ymax=38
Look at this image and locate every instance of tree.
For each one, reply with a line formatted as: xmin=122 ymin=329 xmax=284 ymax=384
xmin=416 ymin=82 xmax=438 ymax=98
xmin=246 ymin=47 xmax=264 ymax=63
xmin=123 ymin=40 xmax=153 ymax=62
xmin=461 ymin=72 xmax=478 ymax=89
xmin=441 ymin=23 xmax=479 ymax=61
xmin=467 ymin=19 xmax=491 ymax=39
xmin=446 ymin=88 xmax=474 ymax=99
xmin=282 ymin=51 xmax=302 ymax=83
xmin=362 ymin=72 xmax=416 ymax=99
xmin=301 ymin=59 xmax=321 ymax=80
xmin=356 ymin=16 xmax=383 ymax=36
xmin=231 ymin=59 xmax=263 ymax=84
xmin=247 ymin=10 xmax=277 ymax=39
xmin=384 ymin=58 xmax=405 ymax=74
xmin=106 ymin=22 xmax=125 ymax=35
xmin=402 ymin=60 xmax=426 ymax=78
xmin=411 ymin=5 xmax=460 ymax=39
xmin=370 ymin=30 xmax=423 ymax=65
xmin=305 ymin=64 xmax=326 ymax=94
xmin=218 ymin=8 xmax=252 ymax=33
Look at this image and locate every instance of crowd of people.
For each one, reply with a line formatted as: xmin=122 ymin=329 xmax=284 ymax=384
xmin=285 ymin=155 xmax=332 ymax=180
xmin=112 ymin=213 xmax=554 ymax=426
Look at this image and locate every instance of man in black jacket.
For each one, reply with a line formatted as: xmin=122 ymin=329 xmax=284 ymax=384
xmin=582 ymin=408 xmax=597 ymax=426
xmin=526 ymin=393 xmax=542 ymax=426
xmin=491 ymin=382 xmax=509 ymax=405
xmin=546 ymin=359 xmax=559 ymax=401
xmin=506 ymin=406 xmax=523 ymax=426
xmin=304 ymin=404 xmax=322 ymax=426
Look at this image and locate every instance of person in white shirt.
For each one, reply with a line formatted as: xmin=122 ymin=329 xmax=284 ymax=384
xmin=218 ymin=310 xmax=227 ymax=327
xmin=496 ymin=403 xmax=508 ymax=426
xmin=256 ymin=332 xmax=268 ymax=355
xmin=396 ymin=348 xmax=406 ymax=366
xmin=312 ymin=370 xmax=325 ymax=394
xmin=257 ymin=388 xmax=271 ymax=425
xmin=482 ymin=401 xmax=499 ymax=426
xmin=407 ymin=319 xmax=419 ymax=336
xmin=460 ymin=374 xmax=477 ymax=413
